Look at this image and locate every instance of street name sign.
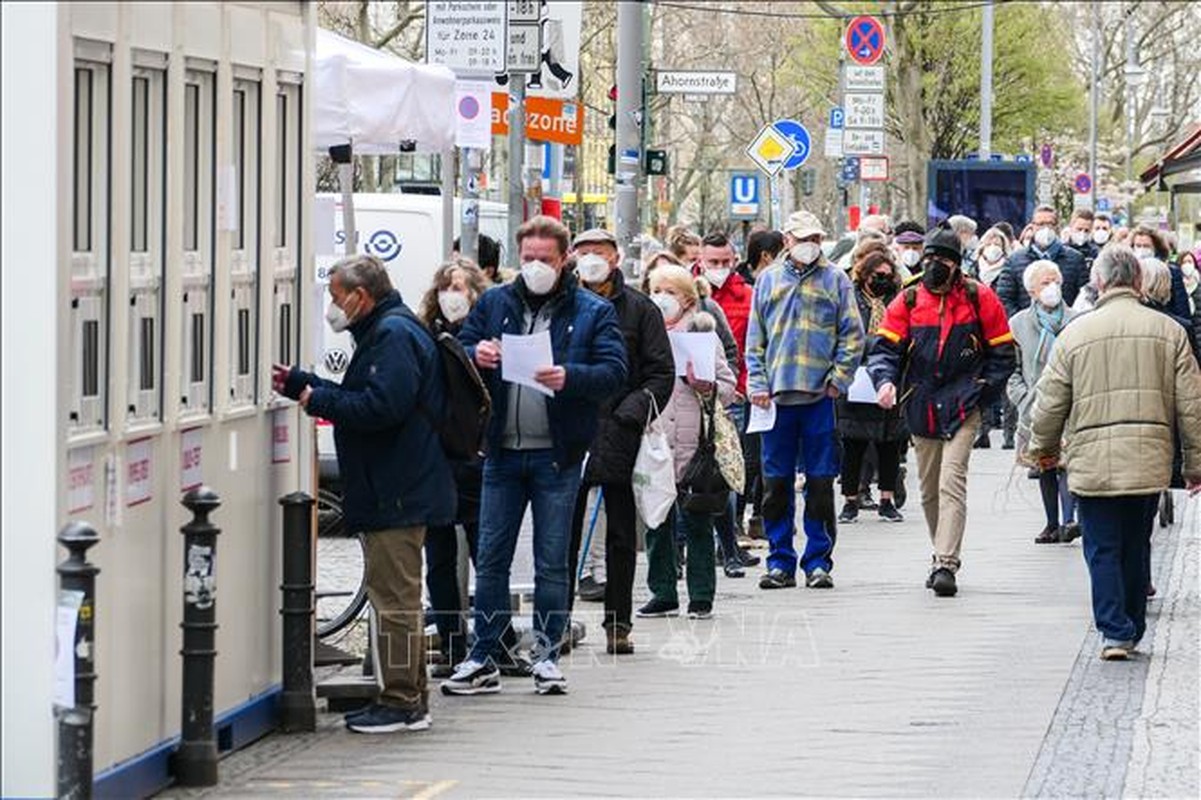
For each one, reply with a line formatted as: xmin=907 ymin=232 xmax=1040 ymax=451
xmin=656 ymin=70 xmax=737 ymax=95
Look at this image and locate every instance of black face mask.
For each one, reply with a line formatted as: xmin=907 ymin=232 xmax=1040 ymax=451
xmin=921 ymin=259 xmax=956 ymax=293
xmin=868 ymin=274 xmax=895 ymax=297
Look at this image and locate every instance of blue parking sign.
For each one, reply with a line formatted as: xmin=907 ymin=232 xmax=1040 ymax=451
xmin=829 ymin=108 xmax=845 ymax=129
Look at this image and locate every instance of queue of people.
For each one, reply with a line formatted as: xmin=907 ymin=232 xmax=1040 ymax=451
xmin=272 ymin=205 xmax=1200 ymax=733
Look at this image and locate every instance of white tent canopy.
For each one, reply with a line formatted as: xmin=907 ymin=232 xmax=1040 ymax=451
xmin=313 ymin=28 xmax=456 ymax=153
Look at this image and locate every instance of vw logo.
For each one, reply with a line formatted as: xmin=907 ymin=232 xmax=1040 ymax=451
xmin=366 ymin=229 xmax=402 ymax=262
xmin=323 ymin=348 xmax=349 ymax=374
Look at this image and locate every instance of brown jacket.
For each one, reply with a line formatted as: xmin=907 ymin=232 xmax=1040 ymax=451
xmin=1028 ymin=289 xmax=1201 ymax=496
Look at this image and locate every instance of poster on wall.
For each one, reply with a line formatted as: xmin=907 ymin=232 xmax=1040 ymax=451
xmin=181 ymin=428 xmax=204 ymax=492
xmin=126 ymin=437 xmax=154 ymax=507
xmin=67 ymin=445 xmax=95 ymax=514
xmin=272 ymin=408 xmax=291 ymax=464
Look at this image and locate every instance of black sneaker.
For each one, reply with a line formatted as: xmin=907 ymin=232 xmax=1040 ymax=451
xmin=735 ymin=549 xmax=761 ymax=568
xmin=973 ymin=431 xmax=991 ymax=449
xmin=878 ymin=499 xmax=903 ymax=522
xmin=759 ymin=568 xmax=797 ymax=589
xmin=686 ymin=601 xmax=713 ymax=619
xmin=930 ymin=568 xmax=957 ymax=597
xmin=346 ymin=704 xmax=431 ymax=734
xmin=746 ymin=516 xmax=765 ymax=540
xmin=577 ymin=575 xmax=606 ymax=602
xmin=838 ymin=501 xmax=859 ymax=524
xmin=532 ymin=660 xmax=568 ymax=695
xmin=1034 ymin=525 xmax=1060 ymax=544
xmin=723 ymin=558 xmax=746 ymax=578
xmin=636 ymin=598 xmax=680 ymax=618
xmin=440 ymin=659 xmax=501 ymax=696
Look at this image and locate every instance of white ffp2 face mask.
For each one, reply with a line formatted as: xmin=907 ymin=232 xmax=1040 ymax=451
xmin=651 ymin=291 xmax=681 ymax=321
xmin=438 ymin=290 xmax=471 ymax=323
xmin=1133 ymin=246 xmax=1154 ymax=261
xmin=1069 ymin=230 xmax=1088 ymax=247
xmin=521 ymin=259 xmax=559 ymax=295
xmin=1038 ymin=282 xmax=1062 ymax=308
xmin=900 ymin=249 xmax=922 ymax=268
xmin=790 ymin=242 xmax=821 ymax=265
xmin=325 ymin=302 xmax=349 ymax=333
xmin=575 ymin=253 xmax=611 ymax=285
xmin=981 ymin=244 xmax=1004 ymax=264
xmin=1092 ymin=228 xmax=1111 ymax=245
xmin=1033 ymin=227 xmax=1057 ymax=250
xmin=705 ymin=267 xmax=731 ymax=288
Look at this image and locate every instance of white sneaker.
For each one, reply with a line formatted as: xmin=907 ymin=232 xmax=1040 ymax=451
xmin=440 ymin=659 xmax=501 ymax=696
xmin=532 ymin=659 xmax=568 ymax=695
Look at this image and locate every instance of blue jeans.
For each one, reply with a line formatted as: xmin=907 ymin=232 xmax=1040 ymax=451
xmin=1076 ymin=494 xmax=1157 ymax=644
xmin=469 ymin=449 xmax=581 ymax=664
xmin=761 ymin=398 xmax=840 ymax=576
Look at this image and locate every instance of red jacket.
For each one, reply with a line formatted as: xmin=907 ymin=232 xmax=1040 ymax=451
xmin=866 ymin=277 xmax=1016 ymax=439
xmin=709 ymin=272 xmax=754 ymax=396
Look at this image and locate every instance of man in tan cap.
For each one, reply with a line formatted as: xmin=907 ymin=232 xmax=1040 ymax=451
xmin=745 ymin=211 xmax=865 ymax=590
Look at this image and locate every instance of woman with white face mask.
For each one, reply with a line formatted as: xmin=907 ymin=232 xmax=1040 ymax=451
xmin=1006 ymin=260 xmax=1079 ymax=544
xmin=974 ymin=226 xmax=1012 ymax=289
xmin=638 ymin=264 xmax=736 ymax=620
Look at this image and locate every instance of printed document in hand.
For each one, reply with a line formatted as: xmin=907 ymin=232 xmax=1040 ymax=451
xmin=501 ymin=331 xmax=555 ymax=397
xmin=746 ymin=401 xmax=777 ymax=433
xmin=667 ymin=331 xmax=717 ymax=381
xmin=847 ymin=366 xmax=879 ymax=404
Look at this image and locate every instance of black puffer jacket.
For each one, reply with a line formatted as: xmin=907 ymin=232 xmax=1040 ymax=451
xmin=582 ymin=271 xmax=676 ymax=484
xmin=836 ymin=285 xmax=908 ymax=442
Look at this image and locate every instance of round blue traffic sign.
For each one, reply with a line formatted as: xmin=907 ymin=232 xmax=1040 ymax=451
xmin=845 ymin=15 xmax=886 ymax=66
xmin=772 ymin=118 xmax=811 ymax=170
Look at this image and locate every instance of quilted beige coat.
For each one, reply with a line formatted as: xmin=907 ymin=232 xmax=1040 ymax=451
xmin=1028 ymin=289 xmax=1201 ymax=496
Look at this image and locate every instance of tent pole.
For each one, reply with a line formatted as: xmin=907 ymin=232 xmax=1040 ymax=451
xmin=330 ymin=144 xmax=357 ymax=257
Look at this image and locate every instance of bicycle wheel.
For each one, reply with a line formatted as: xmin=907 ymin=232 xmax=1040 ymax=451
xmin=315 ymin=487 xmax=369 ymax=638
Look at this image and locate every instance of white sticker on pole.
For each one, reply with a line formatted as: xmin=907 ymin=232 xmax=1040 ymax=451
xmin=54 ymin=589 xmax=84 ymax=708
xmin=181 ymin=427 xmax=204 ymax=492
xmin=126 ymin=437 xmax=154 ymax=507
xmin=67 ymin=445 xmax=95 ymax=514
xmin=455 ymin=80 xmax=494 ymax=149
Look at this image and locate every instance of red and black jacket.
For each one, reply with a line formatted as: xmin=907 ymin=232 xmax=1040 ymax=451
xmin=866 ymin=277 xmax=1015 ymax=440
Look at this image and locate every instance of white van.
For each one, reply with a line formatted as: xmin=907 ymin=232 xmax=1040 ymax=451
xmin=315 ymin=193 xmax=509 ymax=477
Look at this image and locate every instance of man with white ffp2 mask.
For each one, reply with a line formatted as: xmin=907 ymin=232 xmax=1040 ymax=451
xmin=564 ymin=227 xmax=674 ymax=654
xmin=447 ymin=216 xmax=627 ymax=697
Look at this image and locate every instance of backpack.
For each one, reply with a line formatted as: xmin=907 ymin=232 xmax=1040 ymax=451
xmin=677 ymin=396 xmax=732 ymax=516
xmin=381 ymin=308 xmax=492 ymax=462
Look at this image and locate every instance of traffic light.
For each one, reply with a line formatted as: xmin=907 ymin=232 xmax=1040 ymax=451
xmin=608 ymin=84 xmax=617 ymax=130
xmin=801 ymin=168 xmax=816 ymax=196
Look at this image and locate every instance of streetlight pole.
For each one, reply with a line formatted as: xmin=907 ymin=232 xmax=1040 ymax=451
xmin=615 ymin=1 xmax=644 ymax=277
xmin=1089 ymin=1 xmax=1098 ymax=209
xmin=979 ymin=1 xmax=994 ymax=159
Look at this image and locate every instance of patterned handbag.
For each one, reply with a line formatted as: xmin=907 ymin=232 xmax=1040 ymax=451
xmin=709 ymin=396 xmax=745 ymax=494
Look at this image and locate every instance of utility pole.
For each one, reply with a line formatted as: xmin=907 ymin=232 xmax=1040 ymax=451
xmin=1089 ymin=1 xmax=1099 ymax=209
xmin=461 ymin=147 xmax=481 ymax=263
xmin=979 ymin=1 xmax=994 ymax=158
xmin=507 ymin=74 xmax=526 ymax=269
xmin=615 ymin=0 xmax=644 ymax=277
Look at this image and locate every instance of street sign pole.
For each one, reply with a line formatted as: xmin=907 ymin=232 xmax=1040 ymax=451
xmin=615 ymin=0 xmax=643 ymax=277
xmin=979 ymin=0 xmax=994 ymax=159
xmin=507 ymin=73 xmax=526 ymax=270
xmin=461 ymin=146 xmax=481 ymax=263
xmin=836 ymin=50 xmax=846 ymax=237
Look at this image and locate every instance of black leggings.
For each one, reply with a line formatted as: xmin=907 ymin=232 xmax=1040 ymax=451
xmin=841 ymin=437 xmax=901 ymax=496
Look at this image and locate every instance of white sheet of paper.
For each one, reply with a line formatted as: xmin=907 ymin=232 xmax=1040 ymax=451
xmin=667 ymin=331 xmax=717 ymax=381
xmin=847 ymin=366 xmax=879 ymax=404
xmin=54 ymin=590 xmax=83 ymax=708
xmin=746 ymin=401 xmax=777 ymax=433
xmin=501 ymin=331 xmax=555 ymax=397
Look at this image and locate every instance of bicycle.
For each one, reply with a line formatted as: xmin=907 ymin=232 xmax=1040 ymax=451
xmin=315 ymin=487 xmax=369 ymax=638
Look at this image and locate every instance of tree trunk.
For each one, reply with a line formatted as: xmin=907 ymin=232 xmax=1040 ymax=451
xmin=891 ymin=13 xmax=930 ymax=222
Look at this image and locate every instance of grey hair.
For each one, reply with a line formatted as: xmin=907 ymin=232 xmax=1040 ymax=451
xmin=1033 ymin=204 xmax=1058 ymax=223
xmin=1022 ymin=259 xmax=1062 ymax=293
xmin=1093 ymin=244 xmax=1141 ymax=290
xmin=328 ymin=254 xmax=393 ymax=300
xmin=947 ymin=215 xmax=977 ymax=236
xmin=1139 ymin=257 xmax=1173 ymax=305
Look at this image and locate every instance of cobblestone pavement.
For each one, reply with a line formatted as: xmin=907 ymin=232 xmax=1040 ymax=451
xmin=161 ymin=449 xmax=1199 ymax=799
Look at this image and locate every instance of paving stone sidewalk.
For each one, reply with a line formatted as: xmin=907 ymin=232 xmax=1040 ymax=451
xmin=161 ymin=450 xmax=1199 ymax=799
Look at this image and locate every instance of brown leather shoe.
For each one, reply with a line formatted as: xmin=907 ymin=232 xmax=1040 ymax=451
xmin=606 ymin=626 xmax=634 ymax=655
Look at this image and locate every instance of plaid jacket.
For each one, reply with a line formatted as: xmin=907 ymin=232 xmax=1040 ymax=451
xmin=745 ymin=257 xmax=865 ymax=398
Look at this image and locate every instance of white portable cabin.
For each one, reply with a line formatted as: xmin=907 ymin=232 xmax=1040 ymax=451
xmin=3 ymin=3 xmax=316 ymax=795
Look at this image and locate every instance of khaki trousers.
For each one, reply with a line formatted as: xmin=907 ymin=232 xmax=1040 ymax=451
xmin=362 ymin=526 xmax=427 ymax=711
xmin=912 ymin=411 xmax=981 ymax=573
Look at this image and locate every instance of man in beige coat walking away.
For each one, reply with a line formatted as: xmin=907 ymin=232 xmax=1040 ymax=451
xmin=1028 ymin=245 xmax=1201 ymax=662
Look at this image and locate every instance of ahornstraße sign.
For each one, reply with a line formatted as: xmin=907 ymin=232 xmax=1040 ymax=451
xmin=655 ymin=70 xmax=737 ymax=95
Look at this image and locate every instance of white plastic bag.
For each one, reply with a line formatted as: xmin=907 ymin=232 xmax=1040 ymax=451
xmin=631 ymin=394 xmax=676 ymax=529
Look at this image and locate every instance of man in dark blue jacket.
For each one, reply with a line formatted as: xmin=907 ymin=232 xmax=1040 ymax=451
xmin=443 ymin=216 xmax=627 ymax=697
xmin=995 ymin=205 xmax=1088 ymax=316
xmin=274 ymin=254 xmax=454 ymax=734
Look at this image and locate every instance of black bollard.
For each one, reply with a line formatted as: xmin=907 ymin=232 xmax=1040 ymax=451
xmin=172 ymin=487 xmax=221 ymax=787
xmin=56 ymin=521 xmax=100 ymax=800
xmin=278 ymin=492 xmax=316 ymax=732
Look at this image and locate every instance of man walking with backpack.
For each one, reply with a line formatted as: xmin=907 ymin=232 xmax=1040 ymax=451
xmin=274 ymin=255 xmax=455 ymax=733
xmin=867 ymin=228 xmax=1015 ymax=597
xmin=445 ymin=216 xmax=627 ymax=696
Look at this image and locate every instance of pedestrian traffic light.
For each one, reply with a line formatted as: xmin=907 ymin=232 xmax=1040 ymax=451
xmin=645 ymin=149 xmax=668 ymax=176
xmin=801 ymin=169 xmax=816 ymax=196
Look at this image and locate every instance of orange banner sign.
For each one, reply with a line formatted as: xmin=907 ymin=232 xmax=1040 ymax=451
xmin=491 ymin=93 xmax=584 ymax=146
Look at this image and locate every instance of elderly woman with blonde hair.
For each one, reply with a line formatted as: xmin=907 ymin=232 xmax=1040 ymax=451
xmin=636 ymin=264 xmax=737 ymax=620
xmin=1007 ymin=259 xmax=1079 ymax=544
